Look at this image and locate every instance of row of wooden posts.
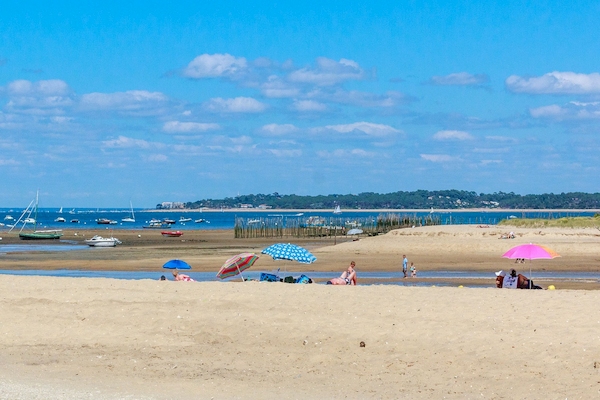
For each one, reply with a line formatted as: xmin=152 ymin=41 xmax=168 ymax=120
xmin=233 ymin=213 xmax=442 ymax=239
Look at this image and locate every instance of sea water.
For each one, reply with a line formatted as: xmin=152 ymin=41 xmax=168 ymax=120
xmin=0 ymin=208 xmax=596 ymax=231
xmin=0 ymin=269 xmax=595 ymax=288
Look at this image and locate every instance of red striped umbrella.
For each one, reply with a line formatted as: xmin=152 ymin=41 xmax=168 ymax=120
xmin=217 ymin=253 xmax=259 ymax=281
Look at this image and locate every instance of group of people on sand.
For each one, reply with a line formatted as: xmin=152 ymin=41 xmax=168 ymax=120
xmin=498 ymin=232 xmax=516 ymax=239
xmin=495 ymin=269 xmax=542 ymax=289
xmin=402 ymin=255 xmax=417 ymax=278
xmin=327 ymin=261 xmax=357 ymax=285
xmin=160 ymin=270 xmax=195 ymax=282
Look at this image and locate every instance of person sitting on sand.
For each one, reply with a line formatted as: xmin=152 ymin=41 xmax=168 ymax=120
xmin=172 ymin=270 xmax=194 ymax=282
xmin=514 ymin=270 xmax=542 ymax=289
xmin=495 ymin=270 xmax=506 ymax=288
xmin=327 ymin=261 xmax=357 ymax=285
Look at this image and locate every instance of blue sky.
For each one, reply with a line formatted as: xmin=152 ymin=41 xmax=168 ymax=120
xmin=1 ymin=1 xmax=599 ymax=207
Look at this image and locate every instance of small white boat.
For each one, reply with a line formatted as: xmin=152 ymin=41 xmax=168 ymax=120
xmin=195 ymin=218 xmax=209 ymax=223
xmin=84 ymin=235 xmax=122 ymax=247
xmin=4 ymin=215 xmax=14 ymax=221
xmin=179 ymin=217 xmax=192 ymax=223
xmin=333 ymin=205 xmax=342 ymax=214
xmin=55 ymin=217 xmax=66 ymax=222
xmin=122 ymin=201 xmax=135 ymax=222
xmin=24 ymin=217 xmax=36 ymax=224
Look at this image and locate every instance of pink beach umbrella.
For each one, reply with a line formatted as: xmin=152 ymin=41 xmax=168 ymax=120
xmin=502 ymin=243 xmax=560 ymax=288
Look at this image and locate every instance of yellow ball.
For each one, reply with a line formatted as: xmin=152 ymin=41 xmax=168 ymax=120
xmin=548 ymin=285 xmax=556 ymax=290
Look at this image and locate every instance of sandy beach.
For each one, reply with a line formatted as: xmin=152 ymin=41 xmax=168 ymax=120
xmin=1 ymin=277 xmax=600 ymax=399
xmin=1 ymin=224 xmax=600 ymax=398
xmin=1 ymin=224 xmax=599 ymax=288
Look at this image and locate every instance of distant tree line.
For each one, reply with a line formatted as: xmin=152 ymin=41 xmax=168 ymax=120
xmin=174 ymin=190 xmax=600 ymax=210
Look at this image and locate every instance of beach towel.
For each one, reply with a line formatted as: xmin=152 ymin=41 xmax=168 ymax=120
xmin=260 ymin=273 xmax=279 ymax=282
xmin=296 ymin=274 xmax=312 ymax=284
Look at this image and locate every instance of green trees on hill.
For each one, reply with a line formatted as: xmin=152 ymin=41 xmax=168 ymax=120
xmin=178 ymin=190 xmax=600 ymax=210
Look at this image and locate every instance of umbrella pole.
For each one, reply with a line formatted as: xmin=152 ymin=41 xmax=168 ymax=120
xmin=529 ymin=260 xmax=532 ymax=289
xmin=235 ymin=261 xmax=245 ymax=282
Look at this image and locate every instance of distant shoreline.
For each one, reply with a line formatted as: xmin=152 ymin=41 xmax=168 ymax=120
xmin=146 ymin=208 xmax=600 ymax=213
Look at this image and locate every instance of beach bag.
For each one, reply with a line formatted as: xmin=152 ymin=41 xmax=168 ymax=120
xmin=296 ymin=274 xmax=312 ymax=284
xmin=260 ymin=273 xmax=279 ymax=282
xmin=283 ymin=276 xmax=295 ymax=284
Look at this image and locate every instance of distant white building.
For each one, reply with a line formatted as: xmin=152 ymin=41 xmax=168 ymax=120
xmin=258 ymin=204 xmax=272 ymax=209
xmin=160 ymin=202 xmax=185 ymax=209
xmin=240 ymin=204 xmax=253 ymax=209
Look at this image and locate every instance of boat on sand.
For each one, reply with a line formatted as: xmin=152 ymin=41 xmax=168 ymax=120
xmin=84 ymin=235 xmax=122 ymax=247
xmin=161 ymin=231 xmax=183 ymax=237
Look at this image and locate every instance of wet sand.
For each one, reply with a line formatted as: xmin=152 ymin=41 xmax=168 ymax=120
xmin=1 ymin=225 xmax=599 ymax=289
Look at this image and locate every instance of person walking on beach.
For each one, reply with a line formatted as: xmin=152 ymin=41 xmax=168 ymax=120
xmin=402 ymin=255 xmax=408 ymax=278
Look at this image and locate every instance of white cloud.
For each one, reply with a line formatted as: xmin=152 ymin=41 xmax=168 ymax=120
xmin=530 ymin=101 xmax=600 ymax=120
xmin=204 ymin=97 xmax=267 ymax=113
xmin=429 ymin=72 xmax=489 ymax=86
xmin=182 ymin=53 xmax=247 ymax=78
xmin=261 ymin=76 xmax=301 ymax=98
xmin=7 ymin=79 xmax=70 ymax=96
xmin=485 ymin=135 xmax=518 ymax=142
xmin=4 ymin=79 xmax=74 ymax=113
xmin=420 ymin=154 xmax=458 ymax=162
xmin=0 ymin=158 xmax=19 ymax=166
xmin=260 ymin=123 xmax=299 ymax=135
xmin=291 ymin=100 xmax=328 ymax=112
xmin=162 ymin=121 xmax=221 ymax=133
xmin=316 ymin=149 xmax=376 ymax=158
xmin=480 ymin=159 xmax=502 ymax=165
xmin=288 ymin=57 xmax=365 ymax=86
xmin=433 ymin=130 xmax=474 ymax=140
xmin=267 ymin=149 xmax=302 ymax=157
xmin=101 ymin=136 xmax=165 ymax=150
xmin=506 ymin=71 xmax=600 ymax=94
xmin=319 ymin=122 xmax=402 ymax=137
xmin=80 ymin=90 xmax=169 ymax=113
xmin=146 ymin=154 xmax=168 ymax=162
xmin=529 ymin=105 xmax=566 ymax=119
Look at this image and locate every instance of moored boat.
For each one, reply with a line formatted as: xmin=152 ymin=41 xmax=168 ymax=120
xmin=55 ymin=217 xmax=66 ymax=222
xmin=121 ymin=201 xmax=135 ymax=222
xmin=14 ymin=191 xmax=63 ymax=240
xmin=96 ymin=218 xmax=117 ymax=225
xmin=20 ymin=230 xmax=63 ymax=240
xmin=179 ymin=217 xmax=192 ymax=223
xmin=161 ymin=230 xmax=183 ymax=237
xmin=84 ymin=235 xmax=122 ymax=247
xmin=143 ymin=221 xmax=172 ymax=229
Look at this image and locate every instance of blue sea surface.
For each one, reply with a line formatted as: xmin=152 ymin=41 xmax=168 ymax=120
xmin=1 ymin=208 xmax=596 ymax=231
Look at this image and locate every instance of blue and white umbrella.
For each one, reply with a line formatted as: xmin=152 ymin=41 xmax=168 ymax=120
xmin=261 ymin=243 xmax=317 ymax=264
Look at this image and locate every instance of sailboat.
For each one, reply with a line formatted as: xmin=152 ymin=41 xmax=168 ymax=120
xmin=333 ymin=205 xmax=342 ymax=214
xmin=12 ymin=191 xmax=63 ymax=240
xmin=121 ymin=201 xmax=135 ymax=222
